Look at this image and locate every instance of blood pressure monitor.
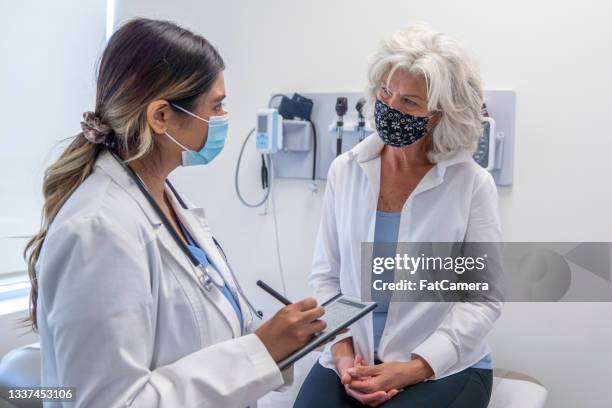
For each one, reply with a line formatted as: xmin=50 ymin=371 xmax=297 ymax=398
xmin=256 ymin=109 xmax=283 ymax=154
xmin=473 ymin=117 xmax=502 ymax=171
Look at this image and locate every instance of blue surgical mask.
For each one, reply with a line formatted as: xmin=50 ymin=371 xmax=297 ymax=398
xmin=165 ymin=103 xmax=229 ymax=166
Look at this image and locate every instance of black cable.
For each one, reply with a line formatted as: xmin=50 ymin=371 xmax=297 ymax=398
xmin=234 ymin=128 xmax=271 ymax=207
xmin=336 ymin=119 xmax=344 ymax=157
xmin=268 ymin=94 xmax=286 ymax=109
xmin=309 ymin=120 xmax=317 ymax=180
xmin=261 ymin=154 xmax=269 ymax=189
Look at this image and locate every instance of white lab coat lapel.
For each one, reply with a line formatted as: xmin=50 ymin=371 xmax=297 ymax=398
xmin=165 ymin=184 xmax=244 ymax=337
xmin=151 ymin=220 xmax=245 ymax=337
xmin=95 ymin=151 xmax=242 ymax=338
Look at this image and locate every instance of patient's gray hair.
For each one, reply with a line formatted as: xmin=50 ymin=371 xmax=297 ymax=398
xmin=366 ymin=23 xmax=484 ymax=163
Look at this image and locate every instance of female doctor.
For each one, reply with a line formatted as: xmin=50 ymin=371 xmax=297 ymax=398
xmin=24 ymin=18 xmax=325 ymax=408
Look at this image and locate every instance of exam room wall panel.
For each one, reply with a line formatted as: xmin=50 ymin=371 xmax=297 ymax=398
xmin=116 ymin=1 xmax=612 ymax=407
xmin=0 ymin=0 xmax=107 ymax=355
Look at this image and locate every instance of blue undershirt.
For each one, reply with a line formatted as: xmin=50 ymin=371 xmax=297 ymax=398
xmin=372 ymin=210 xmax=491 ymax=369
xmin=176 ymin=218 xmax=243 ymax=331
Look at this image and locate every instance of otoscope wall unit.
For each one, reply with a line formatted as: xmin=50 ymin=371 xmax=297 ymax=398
xmin=270 ymin=90 xmax=515 ymax=186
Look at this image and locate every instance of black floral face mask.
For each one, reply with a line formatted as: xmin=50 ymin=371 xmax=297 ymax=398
xmin=374 ymin=99 xmax=431 ymax=147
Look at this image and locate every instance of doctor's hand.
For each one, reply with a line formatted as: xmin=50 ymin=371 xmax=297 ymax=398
xmin=346 ymin=356 xmax=434 ymax=395
xmin=255 ymin=297 xmax=326 ymax=363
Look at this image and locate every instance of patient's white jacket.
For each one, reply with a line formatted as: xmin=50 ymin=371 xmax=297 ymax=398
xmin=310 ymin=133 xmax=503 ymax=380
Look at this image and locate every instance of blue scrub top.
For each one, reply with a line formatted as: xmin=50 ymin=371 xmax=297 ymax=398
xmin=176 ymin=217 xmax=243 ymax=331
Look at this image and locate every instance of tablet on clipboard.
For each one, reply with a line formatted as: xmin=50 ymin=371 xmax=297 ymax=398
xmin=277 ymin=294 xmax=377 ymax=371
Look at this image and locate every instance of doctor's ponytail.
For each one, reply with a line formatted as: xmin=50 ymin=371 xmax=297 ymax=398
xmin=24 ymin=18 xmax=224 ymax=330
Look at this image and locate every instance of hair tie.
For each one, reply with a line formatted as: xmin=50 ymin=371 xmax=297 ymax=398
xmin=80 ymin=111 xmax=112 ymax=144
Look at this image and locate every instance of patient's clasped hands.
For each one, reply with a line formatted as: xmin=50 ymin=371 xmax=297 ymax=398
xmin=338 ymin=353 xmax=435 ymax=406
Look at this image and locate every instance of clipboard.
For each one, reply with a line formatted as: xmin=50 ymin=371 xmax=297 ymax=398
xmin=277 ymin=294 xmax=377 ymax=370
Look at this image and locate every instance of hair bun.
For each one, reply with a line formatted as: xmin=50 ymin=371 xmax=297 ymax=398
xmin=80 ymin=111 xmax=112 ymax=144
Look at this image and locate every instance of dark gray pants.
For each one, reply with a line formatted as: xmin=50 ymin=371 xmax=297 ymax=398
xmin=294 ymin=362 xmax=492 ymax=408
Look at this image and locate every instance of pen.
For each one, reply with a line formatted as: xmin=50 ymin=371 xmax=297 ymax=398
xmin=256 ymin=280 xmax=292 ymax=305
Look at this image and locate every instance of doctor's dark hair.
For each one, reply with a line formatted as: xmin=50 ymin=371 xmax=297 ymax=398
xmin=23 ymin=18 xmax=225 ymax=330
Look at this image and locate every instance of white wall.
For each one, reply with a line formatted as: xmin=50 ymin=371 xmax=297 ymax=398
xmin=115 ymin=1 xmax=612 ymax=406
xmin=0 ymin=0 xmax=107 ymax=355
xmin=0 ymin=0 xmax=108 ymax=236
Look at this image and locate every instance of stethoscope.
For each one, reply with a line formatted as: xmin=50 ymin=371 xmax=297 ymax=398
xmin=109 ymin=149 xmax=263 ymax=320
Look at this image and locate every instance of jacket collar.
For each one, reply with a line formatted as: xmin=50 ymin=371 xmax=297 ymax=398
xmin=94 ymin=149 xmax=163 ymax=227
xmin=94 ymin=150 xmax=216 ymax=234
xmin=347 ymin=133 xmax=473 ymax=179
xmin=346 ymin=133 xmax=474 ymax=206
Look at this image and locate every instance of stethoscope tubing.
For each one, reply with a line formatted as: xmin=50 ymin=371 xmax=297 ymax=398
xmin=109 ymin=149 xmax=263 ymax=320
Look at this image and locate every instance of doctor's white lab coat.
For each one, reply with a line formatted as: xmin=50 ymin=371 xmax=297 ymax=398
xmin=35 ymin=150 xmax=289 ymax=407
xmin=310 ymin=133 xmax=503 ymax=380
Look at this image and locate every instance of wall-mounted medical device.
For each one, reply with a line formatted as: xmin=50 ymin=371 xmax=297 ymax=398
xmin=474 ymin=94 xmax=515 ymax=185
xmin=282 ymin=120 xmax=313 ymax=151
xmin=474 ymin=117 xmax=503 ymax=171
xmin=256 ymin=109 xmax=283 ymax=154
xmin=356 ymin=98 xmax=367 ymax=142
xmin=239 ymin=96 xmax=318 ymax=208
xmin=334 ymin=97 xmax=348 ymax=156
xmin=326 ymin=96 xmax=375 ymax=156
xmin=270 ymin=90 xmax=515 ymax=186
xmin=278 ymin=93 xmax=313 ymax=121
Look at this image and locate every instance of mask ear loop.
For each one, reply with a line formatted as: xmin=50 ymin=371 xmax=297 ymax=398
xmin=164 ymin=130 xmax=191 ymax=152
xmin=171 ymin=103 xmax=210 ymax=123
xmin=164 ymin=103 xmax=207 ymax=151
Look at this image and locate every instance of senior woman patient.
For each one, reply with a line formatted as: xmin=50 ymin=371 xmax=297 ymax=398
xmin=294 ymin=23 xmax=502 ymax=407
